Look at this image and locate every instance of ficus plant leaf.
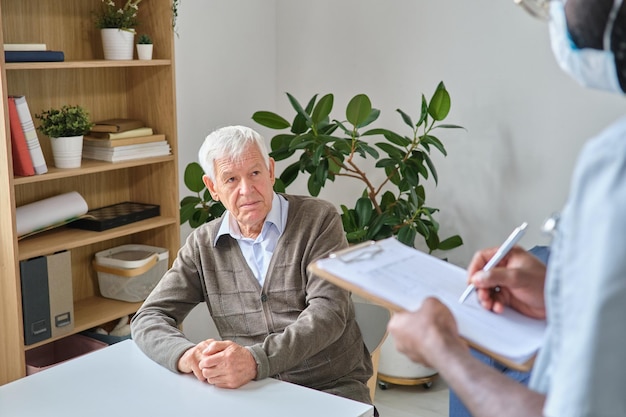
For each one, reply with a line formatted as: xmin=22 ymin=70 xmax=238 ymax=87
xmin=179 ymin=83 xmax=465 ymax=255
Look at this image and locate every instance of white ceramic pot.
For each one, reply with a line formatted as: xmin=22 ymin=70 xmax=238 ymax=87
xmin=101 ymin=28 xmax=135 ymax=60
xmin=379 ymin=335 xmax=437 ymax=379
xmin=51 ymin=135 xmax=83 ymax=169
xmin=136 ymin=44 xmax=153 ymax=60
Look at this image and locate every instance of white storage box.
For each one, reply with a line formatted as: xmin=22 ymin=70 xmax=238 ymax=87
xmin=93 ymin=244 xmax=168 ymax=302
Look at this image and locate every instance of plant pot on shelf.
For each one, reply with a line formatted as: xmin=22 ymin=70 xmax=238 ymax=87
xmin=136 ymin=43 xmax=153 ymax=60
xmin=101 ymin=28 xmax=135 ymax=60
xmin=50 ymin=135 xmax=83 ymax=169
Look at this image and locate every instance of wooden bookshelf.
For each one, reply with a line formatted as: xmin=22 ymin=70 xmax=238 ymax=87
xmin=0 ymin=0 xmax=179 ymax=385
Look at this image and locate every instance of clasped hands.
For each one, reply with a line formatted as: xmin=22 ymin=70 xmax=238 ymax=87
xmin=177 ymin=339 xmax=257 ymax=389
xmin=388 ymin=246 xmax=548 ymax=368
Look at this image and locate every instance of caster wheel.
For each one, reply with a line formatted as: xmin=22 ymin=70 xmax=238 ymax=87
xmin=423 ymin=381 xmax=433 ymax=389
xmin=378 ymin=381 xmax=389 ymax=390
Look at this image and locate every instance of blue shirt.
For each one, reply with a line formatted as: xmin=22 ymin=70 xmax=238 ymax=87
xmin=529 ymin=116 xmax=626 ymax=417
xmin=215 ymin=193 xmax=289 ymax=286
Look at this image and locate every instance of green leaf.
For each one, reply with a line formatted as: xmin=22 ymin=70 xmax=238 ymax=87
xmin=252 ymin=111 xmax=291 ymax=129
xmin=273 ymin=178 xmax=286 ymax=193
xmin=189 ymin=209 xmax=211 ymax=228
xmin=359 ymin=143 xmax=380 ymax=159
xmin=307 ymin=174 xmax=322 ymax=196
xmin=434 ymin=123 xmax=465 ymax=130
xmin=358 ymin=108 xmax=380 ymax=128
xmin=438 ymin=235 xmax=463 ymax=251
xmin=402 ymin=164 xmax=419 ymax=187
xmin=346 ymin=94 xmax=372 ymax=127
xmin=179 ymin=203 xmax=197 ymax=224
xmin=346 ymin=229 xmax=368 ymax=243
xmin=270 ymin=134 xmax=296 ymax=151
xmin=422 ymin=151 xmax=439 ymax=184
xmin=397 ymin=226 xmax=417 ymax=247
xmin=428 ymin=82 xmax=451 ymax=121
xmin=417 ymin=94 xmax=428 ymax=127
xmin=184 ymin=162 xmax=206 ymax=193
xmin=375 ymin=142 xmax=405 ymax=160
xmin=355 ymin=197 xmax=373 ymax=228
xmin=396 ymin=108 xmax=414 ymax=128
xmin=421 ymin=135 xmax=447 ymax=156
xmin=180 ymin=195 xmax=201 ymax=207
xmin=375 ymin=158 xmax=398 ymax=168
xmin=279 ymin=162 xmax=301 ymax=187
xmin=311 ymin=94 xmax=334 ymax=124
xmin=315 ymin=158 xmax=329 ymax=185
xmin=340 ymin=205 xmax=358 ymax=232
xmin=288 ymin=93 xmax=314 ymax=134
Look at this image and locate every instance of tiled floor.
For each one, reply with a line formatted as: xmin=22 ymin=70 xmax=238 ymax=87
xmin=373 ymin=376 xmax=449 ymax=417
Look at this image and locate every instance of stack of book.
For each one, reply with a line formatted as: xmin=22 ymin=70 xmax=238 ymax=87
xmin=4 ymin=43 xmax=64 ymax=62
xmin=83 ymin=118 xmax=171 ymax=163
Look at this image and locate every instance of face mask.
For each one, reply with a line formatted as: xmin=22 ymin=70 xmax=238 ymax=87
xmin=548 ymin=0 xmax=623 ymax=93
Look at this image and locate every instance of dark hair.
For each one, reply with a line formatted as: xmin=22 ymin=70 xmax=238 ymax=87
xmin=565 ymin=0 xmax=626 ymax=91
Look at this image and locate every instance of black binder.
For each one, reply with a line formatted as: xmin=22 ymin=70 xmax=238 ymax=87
xmin=20 ymin=256 xmax=51 ymax=345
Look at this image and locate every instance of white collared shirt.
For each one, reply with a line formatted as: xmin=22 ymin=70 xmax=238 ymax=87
xmin=215 ymin=193 xmax=288 ymax=286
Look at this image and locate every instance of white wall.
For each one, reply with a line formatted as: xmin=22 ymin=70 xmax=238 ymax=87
xmin=175 ymin=0 xmax=624 ymax=340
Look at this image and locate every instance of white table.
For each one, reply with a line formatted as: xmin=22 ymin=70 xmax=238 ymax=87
xmin=0 ymin=340 xmax=373 ymax=417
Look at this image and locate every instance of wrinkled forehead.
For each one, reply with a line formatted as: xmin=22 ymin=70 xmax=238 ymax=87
xmin=213 ymin=144 xmax=267 ymax=175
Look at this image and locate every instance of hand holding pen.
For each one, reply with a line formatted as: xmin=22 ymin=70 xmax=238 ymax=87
xmin=460 ymin=223 xmax=548 ymax=319
xmin=459 ymin=222 xmax=528 ymax=304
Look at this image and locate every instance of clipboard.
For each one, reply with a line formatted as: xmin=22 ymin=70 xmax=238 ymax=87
xmin=308 ymin=238 xmax=545 ymax=372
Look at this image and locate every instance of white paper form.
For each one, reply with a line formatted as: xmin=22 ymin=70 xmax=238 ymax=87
xmin=312 ymin=237 xmax=546 ymax=369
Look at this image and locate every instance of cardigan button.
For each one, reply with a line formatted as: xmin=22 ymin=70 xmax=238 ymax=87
xmin=261 ymin=294 xmax=267 ymax=302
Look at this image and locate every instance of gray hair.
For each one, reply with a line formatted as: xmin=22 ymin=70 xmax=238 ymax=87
xmin=198 ymin=125 xmax=271 ymax=181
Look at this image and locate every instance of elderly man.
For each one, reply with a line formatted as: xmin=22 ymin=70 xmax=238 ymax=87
xmin=131 ymin=125 xmax=373 ymax=406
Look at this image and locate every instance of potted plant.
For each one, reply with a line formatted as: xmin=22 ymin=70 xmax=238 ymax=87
xmin=136 ymin=33 xmax=153 ymax=60
xmin=181 ymin=82 xmax=463 ymax=253
xmin=94 ymin=0 xmax=143 ymax=60
xmin=35 ymin=105 xmax=94 ymax=169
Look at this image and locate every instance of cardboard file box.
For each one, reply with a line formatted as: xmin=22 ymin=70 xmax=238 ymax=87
xmin=25 ymin=334 xmax=107 ymax=375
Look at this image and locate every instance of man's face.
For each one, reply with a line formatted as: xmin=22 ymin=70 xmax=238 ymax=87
xmin=203 ymin=144 xmax=275 ymax=238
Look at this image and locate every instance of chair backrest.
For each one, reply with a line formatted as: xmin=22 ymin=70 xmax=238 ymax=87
xmin=353 ymin=298 xmax=391 ymax=401
xmin=354 ymin=301 xmax=391 ymax=352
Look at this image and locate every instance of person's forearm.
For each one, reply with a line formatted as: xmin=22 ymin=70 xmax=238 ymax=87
xmin=433 ymin=341 xmax=545 ymax=417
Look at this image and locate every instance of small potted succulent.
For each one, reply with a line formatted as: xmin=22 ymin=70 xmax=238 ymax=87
xmin=35 ymin=105 xmax=94 ymax=169
xmin=136 ymin=33 xmax=153 ymax=60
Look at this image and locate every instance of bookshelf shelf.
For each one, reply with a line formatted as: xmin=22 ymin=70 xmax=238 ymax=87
xmin=5 ymin=59 xmax=172 ymax=71
xmin=0 ymin=0 xmax=180 ymax=384
xmin=13 ymin=155 xmax=175 ymax=185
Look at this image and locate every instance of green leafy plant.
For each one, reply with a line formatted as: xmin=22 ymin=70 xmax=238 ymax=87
xmin=180 ymin=162 xmax=227 ymax=228
xmin=180 ymin=82 xmax=464 ymax=253
xmin=94 ymin=0 xmax=142 ymax=31
xmin=172 ymin=0 xmax=180 ymax=36
xmin=137 ymin=33 xmax=152 ymax=44
xmin=35 ymin=105 xmax=94 ymax=138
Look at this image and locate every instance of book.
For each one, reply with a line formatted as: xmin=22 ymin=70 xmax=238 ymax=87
xmin=7 ymin=97 xmax=35 ymax=176
xmin=83 ymin=133 xmax=165 ymax=148
xmin=88 ymin=127 xmax=154 ymax=140
xmin=90 ymin=118 xmax=145 ymax=133
xmin=308 ymin=237 xmax=547 ymax=372
xmin=82 ymin=141 xmax=171 ymax=162
xmin=4 ymin=43 xmax=47 ymax=51
xmin=12 ymin=95 xmax=47 ymax=174
xmin=4 ymin=50 xmax=64 ymax=62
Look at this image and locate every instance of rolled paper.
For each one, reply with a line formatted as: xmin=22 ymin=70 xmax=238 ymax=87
xmin=16 ymin=191 xmax=88 ymax=236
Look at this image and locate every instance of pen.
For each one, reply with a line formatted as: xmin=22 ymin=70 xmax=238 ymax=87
xmin=458 ymin=222 xmax=528 ymax=304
